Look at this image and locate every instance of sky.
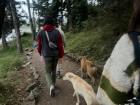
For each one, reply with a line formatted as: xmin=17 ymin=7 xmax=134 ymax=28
xmin=16 ymin=0 xmax=31 ymax=16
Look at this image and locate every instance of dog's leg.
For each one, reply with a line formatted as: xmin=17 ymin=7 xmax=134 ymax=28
xmin=87 ymin=102 xmax=93 ymax=105
xmin=73 ymin=91 xmax=76 ymax=97
xmin=83 ymin=72 xmax=86 ymax=79
xmin=85 ymin=96 xmax=95 ymax=105
xmin=85 ymin=73 xmax=88 ymax=79
xmin=133 ymin=70 xmax=140 ymax=96
xmin=75 ymin=93 xmax=80 ymax=105
xmin=91 ymin=77 xmax=95 ymax=85
xmin=81 ymin=69 xmax=84 ymax=78
xmin=88 ymin=73 xmax=95 ymax=85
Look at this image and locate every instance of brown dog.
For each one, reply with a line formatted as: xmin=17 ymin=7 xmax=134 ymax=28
xmin=80 ymin=56 xmax=97 ymax=84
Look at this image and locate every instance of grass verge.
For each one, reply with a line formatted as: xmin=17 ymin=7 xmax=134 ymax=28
xmin=0 ymin=32 xmax=32 ymax=105
xmin=65 ymin=24 xmax=121 ymax=65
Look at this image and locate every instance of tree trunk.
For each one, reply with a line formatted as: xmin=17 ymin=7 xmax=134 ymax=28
xmin=60 ymin=0 xmax=63 ymax=26
xmin=32 ymin=0 xmax=36 ymax=35
xmin=128 ymin=0 xmax=140 ymax=32
xmin=27 ymin=0 xmax=36 ymax=40
xmin=10 ymin=0 xmax=23 ymax=53
xmin=2 ymin=33 xmax=8 ymax=48
xmin=0 ymin=0 xmax=7 ymax=38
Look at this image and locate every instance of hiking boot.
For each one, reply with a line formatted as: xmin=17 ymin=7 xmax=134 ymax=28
xmin=56 ymin=71 xmax=62 ymax=79
xmin=50 ymin=85 xmax=55 ymax=97
xmin=57 ymin=75 xmax=62 ymax=79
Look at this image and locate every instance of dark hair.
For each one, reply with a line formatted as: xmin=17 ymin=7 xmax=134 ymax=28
xmin=44 ymin=16 xmax=54 ymax=25
xmin=55 ymin=22 xmax=59 ymax=27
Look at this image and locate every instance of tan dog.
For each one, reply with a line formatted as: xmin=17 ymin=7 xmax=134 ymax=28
xmin=63 ymin=72 xmax=99 ymax=105
xmin=80 ymin=56 xmax=97 ymax=84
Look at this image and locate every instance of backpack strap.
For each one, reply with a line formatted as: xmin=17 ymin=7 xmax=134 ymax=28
xmin=45 ymin=31 xmax=50 ymax=42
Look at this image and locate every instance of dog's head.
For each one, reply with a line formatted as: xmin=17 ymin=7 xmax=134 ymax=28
xmin=81 ymin=56 xmax=86 ymax=61
xmin=63 ymin=72 xmax=75 ymax=80
xmin=86 ymin=60 xmax=95 ymax=66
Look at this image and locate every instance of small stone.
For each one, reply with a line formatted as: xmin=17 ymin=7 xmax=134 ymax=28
xmin=25 ymin=48 xmax=29 ymax=51
xmin=32 ymin=87 xmax=40 ymax=98
xmin=26 ymin=78 xmax=32 ymax=83
xmin=26 ymin=91 xmax=34 ymax=101
xmin=29 ymin=49 xmax=33 ymax=52
xmin=27 ymin=56 xmax=32 ymax=60
xmin=17 ymin=88 xmax=22 ymax=91
xmin=30 ymin=66 xmax=35 ymax=70
xmin=26 ymin=81 xmax=40 ymax=92
xmin=33 ymin=71 xmax=39 ymax=80
xmin=22 ymin=62 xmax=31 ymax=68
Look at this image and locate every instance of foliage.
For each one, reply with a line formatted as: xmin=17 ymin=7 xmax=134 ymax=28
xmin=63 ymin=0 xmax=134 ymax=65
xmin=21 ymin=32 xmax=33 ymax=48
xmin=64 ymin=0 xmax=88 ymax=32
xmin=33 ymin=0 xmax=51 ymax=16
xmin=51 ymin=0 xmax=62 ymax=18
xmin=66 ymin=24 xmax=120 ymax=64
xmin=98 ymin=0 xmax=132 ymax=33
xmin=33 ymin=0 xmax=63 ymax=25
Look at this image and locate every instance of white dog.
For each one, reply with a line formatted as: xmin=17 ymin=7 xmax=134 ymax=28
xmin=97 ymin=34 xmax=140 ymax=105
xmin=63 ymin=72 xmax=99 ymax=105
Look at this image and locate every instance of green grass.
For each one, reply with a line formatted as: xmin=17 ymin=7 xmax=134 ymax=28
xmin=21 ymin=32 xmax=33 ymax=48
xmin=66 ymin=24 xmax=120 ymax=64
xmin=0 ymin=82 xmax=20 ymax=105
xmin=0 ymin=47 xmax=23 ymax=78
xmin=0 ymin=32 xmax=32 ymax=78
xmin=0 ymin=32 xmax=32 ymax=105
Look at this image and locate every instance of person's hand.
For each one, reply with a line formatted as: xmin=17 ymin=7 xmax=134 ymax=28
xmin=40 ymin=56 xmax=45 ymax=64
xmin=58 ymin=58 xmax=63 ymax=64
xmin=34 ymin=48 xmax=38 ymax=53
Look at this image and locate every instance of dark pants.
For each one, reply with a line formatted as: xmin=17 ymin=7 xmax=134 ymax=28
xmin=44 ymin=56 xmax=58 ymax=88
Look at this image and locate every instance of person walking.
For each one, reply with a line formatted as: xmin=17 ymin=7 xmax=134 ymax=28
xmin=37 ymin=16 xmax=64 ymax=97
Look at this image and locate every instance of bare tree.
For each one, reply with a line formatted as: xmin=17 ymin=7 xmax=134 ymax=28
xmin=27 ymin=0 xmax=36 ymax=40
xmin=2 ymin=33 xmax=8 ymax=48
xmin=32 ymin=0 xmax=36 ymax=31
xmin=10 ymin=0 xmax=23 ymax=53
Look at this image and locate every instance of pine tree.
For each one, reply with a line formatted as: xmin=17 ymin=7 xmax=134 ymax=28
xmin=2 ymin=9 xmax=13 ymax=48
xmin=35 ymin=0 xmax=50 ymax=16
xmin=96 ymin=0 xmax=132 ymax=34
xmin=27 ymin=0 xmax=36 ymax=40
xmin=65 ymin=0 xmax=88 ymax=31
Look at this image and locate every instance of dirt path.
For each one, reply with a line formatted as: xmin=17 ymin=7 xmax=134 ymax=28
xmin=29 ymin=52 xmax=86 ymax=105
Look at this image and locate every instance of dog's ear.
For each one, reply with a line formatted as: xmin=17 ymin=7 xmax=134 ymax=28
xmin=79 ymin=56 xmax=82 ymax=60
xmin=90 ymin=61 xmax=95 ymax=66
xmin=87 ymin=60 xmax=95 ymax=66
xmin=68 ymin=74 xmax=73 ymax=79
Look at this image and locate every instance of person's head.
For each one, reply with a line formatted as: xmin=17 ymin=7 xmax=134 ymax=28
xmin=44 ymin=16 xmax=54 ymax=25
